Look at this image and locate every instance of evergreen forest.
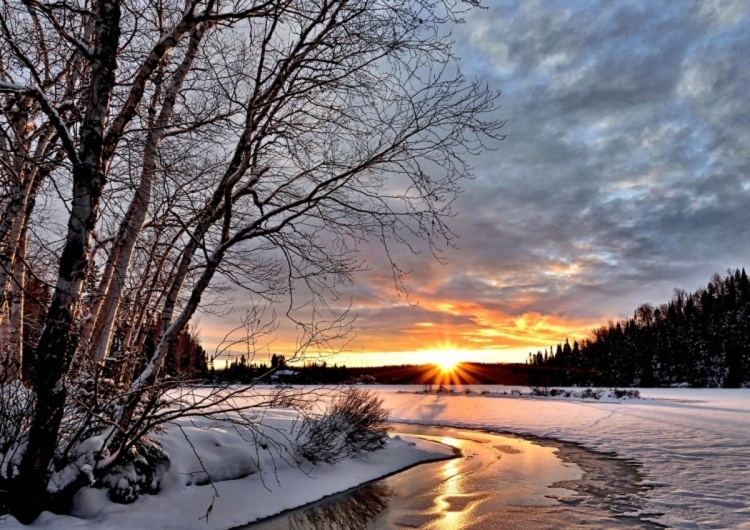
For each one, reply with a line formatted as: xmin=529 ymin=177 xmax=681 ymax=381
xmin=528 ymin=269 xmax=750 ymax=388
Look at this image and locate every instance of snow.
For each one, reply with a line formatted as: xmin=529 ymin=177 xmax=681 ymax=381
xmin=2 ymin=386 xmax=748 ymax=529
xmin=0 ymin=395 xmax=452 ymax=530
xmin=376 ymin=385 xmax=750 ymax=529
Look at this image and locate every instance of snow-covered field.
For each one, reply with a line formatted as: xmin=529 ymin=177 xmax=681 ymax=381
xmin=377 ymin=386 xmax=750 ymax=529
xmin=3 ymin=386 xmax=748 ymax=529
xmin=1 ymin=391 xmax=452 ymax=530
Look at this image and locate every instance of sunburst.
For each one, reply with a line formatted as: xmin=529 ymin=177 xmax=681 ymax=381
xmin=435 ymin=355 xmax=460 ymax=372
xmin=435 ymin=350 xmax=461 ymax=373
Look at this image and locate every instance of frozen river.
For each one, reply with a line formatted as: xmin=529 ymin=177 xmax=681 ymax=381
xmin=247 ymin=423 xmax=657 ymax=529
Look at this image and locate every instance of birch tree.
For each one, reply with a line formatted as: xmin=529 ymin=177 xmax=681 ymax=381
xmin=0 ymin=0 xmax=501 ymax=520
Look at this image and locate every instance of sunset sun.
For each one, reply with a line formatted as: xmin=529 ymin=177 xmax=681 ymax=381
xmin=435 ymin=351 xmax=461 ymax=372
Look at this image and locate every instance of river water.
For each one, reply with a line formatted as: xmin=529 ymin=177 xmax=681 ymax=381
xmin=244 ymin=424 xmax=661 ymax=529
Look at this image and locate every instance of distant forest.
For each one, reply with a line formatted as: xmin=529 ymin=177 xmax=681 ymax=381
xmin=529 ymin=269 xmax=750 ymax=388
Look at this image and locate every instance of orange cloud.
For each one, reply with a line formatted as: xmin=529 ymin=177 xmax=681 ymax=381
xmin=318 ymin=296 xmax=604 ymax=366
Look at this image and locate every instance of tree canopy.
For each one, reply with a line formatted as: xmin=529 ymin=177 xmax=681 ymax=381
xmin=529 ymin=269 xmax=750 ymax=388
xmin=0 ymin=0 xmax=500 ymax=520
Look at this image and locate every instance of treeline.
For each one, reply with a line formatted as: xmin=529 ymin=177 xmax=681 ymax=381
xmin=346 ymin=362 xmax=563 ymax=385
xmin=209 ymin=360 xmax=558 ymax=386
xmin=18 ymin=272 xmax=209 ymax=383
xmin=134 ymin=324 xmax=208 ymax=381
xmin=210 ymin=356 xmax=350 ymax=385
xmin=529 ymin=269 xmax=750 ymax=387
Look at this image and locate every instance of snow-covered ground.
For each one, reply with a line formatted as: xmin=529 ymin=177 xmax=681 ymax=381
xmin=3 ymin=386 xmax=748 ymax=529
xmin=377 ymin=386 xmax=750 ymax=529
xmin=1 ymin=393 xmax=452 ymax=530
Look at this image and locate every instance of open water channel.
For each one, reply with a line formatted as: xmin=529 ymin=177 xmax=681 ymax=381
xmin=243 ymin=423 xmax=662 ymax=529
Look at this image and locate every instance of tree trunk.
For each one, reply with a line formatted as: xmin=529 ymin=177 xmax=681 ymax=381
xmin=3 ymin=229 xmax=25 ymax=379
xmin=0 ymin=194 xmax=32 ymax=379
xmin=12 ymin=1 xmax=122 ymax=521
xmin=0 ymin=125 xmax=56 ymax=366
xmin=124 ymin=247 xmax=226 ymax=420
xmin=121 ymin=227 xmax=180 ymax=354
xmin=90 ymin=25 xmax=208 ymax=362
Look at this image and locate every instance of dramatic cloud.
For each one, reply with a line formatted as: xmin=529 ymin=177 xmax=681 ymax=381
xmin=205 ymin=1 xmax=750 ymax=365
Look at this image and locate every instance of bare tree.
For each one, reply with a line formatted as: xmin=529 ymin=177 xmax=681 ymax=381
xmin=0 ymin=0 xmax=501 ymax=521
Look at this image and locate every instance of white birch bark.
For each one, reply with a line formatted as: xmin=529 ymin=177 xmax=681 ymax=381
xmin=4 ymin=229 xmax=25 ymax=377
xmin=90 ymin=24 xmax=209 ymax=361
xmin=0 ymin=137 xmax=49 ymax=371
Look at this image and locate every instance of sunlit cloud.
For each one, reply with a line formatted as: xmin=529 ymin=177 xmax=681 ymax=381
xmin=201 ymin=1 xmax=750 ymax=367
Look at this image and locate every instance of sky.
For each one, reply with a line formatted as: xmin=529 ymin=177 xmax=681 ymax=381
xmin=203 ymin=0 xmax=750 ymax=367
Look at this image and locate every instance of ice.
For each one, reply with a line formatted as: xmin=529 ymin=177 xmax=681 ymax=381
xmin=2 ymin=385 xmax=747 ymax=529
xmin=377 ymin=385 xmax=750 ymax=529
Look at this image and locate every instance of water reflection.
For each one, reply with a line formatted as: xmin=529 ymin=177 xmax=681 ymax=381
xmin=246 ymin=425 xmax=657 ymax=529
xmin=435 ymin=452 xmax=473 ymax=530
xmin=253 ymin=483 xmax=393 ymax=530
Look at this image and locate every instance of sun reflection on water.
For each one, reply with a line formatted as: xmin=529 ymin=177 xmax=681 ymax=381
xmin=248 ymin=427 xmax=589 ymax=530
xmin=431 ymin=437 xmax=479 ymax=529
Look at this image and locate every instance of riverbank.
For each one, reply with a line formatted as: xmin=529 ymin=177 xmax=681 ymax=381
xmin=378 ymin=386 xmax=750 ymax=528
xmin=0 ymin=395 xmax=452 ymax=529
xmin=249 ymin=423 xmax=660 ymax=529
xmin=3 ymin=386 xmax=748 ymax=529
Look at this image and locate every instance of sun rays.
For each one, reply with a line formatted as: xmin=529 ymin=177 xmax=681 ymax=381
xmin=435 ymin=350 xmax=461 ymax=373
xmin=418 ymin=352 xmax=517 ymax=386
xmin=422 ymin=348 xmax=476 ymax=385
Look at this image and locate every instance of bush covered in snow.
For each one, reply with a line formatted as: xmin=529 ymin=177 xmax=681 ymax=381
xmin=0 ymin=381 xmax=35 ymax=513
xmin=38 ymin=372 xmax=178 ymax=506
xmin=294 ymin=387 xmax=389 ymax=464
xmin=529 ymin=387 xmax=640 ymax=400
xmin=580 ymin=387 xmax=604 ymax=399
xmin=99 ymin=438 xmax=167 ymax=503
xmin=612 ymin=388 xmax=641 ymax=399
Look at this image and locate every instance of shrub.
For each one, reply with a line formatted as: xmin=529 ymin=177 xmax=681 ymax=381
xmin=538 ymin=388 xmax=572 ymax=398
xmin=612 ymin=388 xmax=640 ymax=399
xmin=295 ymin=388 xmax=389 ymax=464
xmin=580 ymin=387 xmax=603 ymax=400
xmin=0 ymin=381 xmax=35 ymax=513
xmin=100 ymin=439 xmax=168 ymax=503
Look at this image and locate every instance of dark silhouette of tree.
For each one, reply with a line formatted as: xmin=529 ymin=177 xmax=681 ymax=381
xmin=0 ymin=0 xmax=501 ymax=520
xmin=531 ymin=269 xmax=750 ymax=388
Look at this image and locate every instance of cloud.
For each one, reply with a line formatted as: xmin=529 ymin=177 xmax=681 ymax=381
xmin=202 ymin=1 xmax=750 ymax=365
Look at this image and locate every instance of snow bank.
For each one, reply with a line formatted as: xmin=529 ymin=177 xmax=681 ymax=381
xmin=1 ymin=395 xmax=452 ymax=530
xmin=5 ymin=385 xmax=747 ymax=529
xmin=376 ymin=385 xmax=750 ymax=529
